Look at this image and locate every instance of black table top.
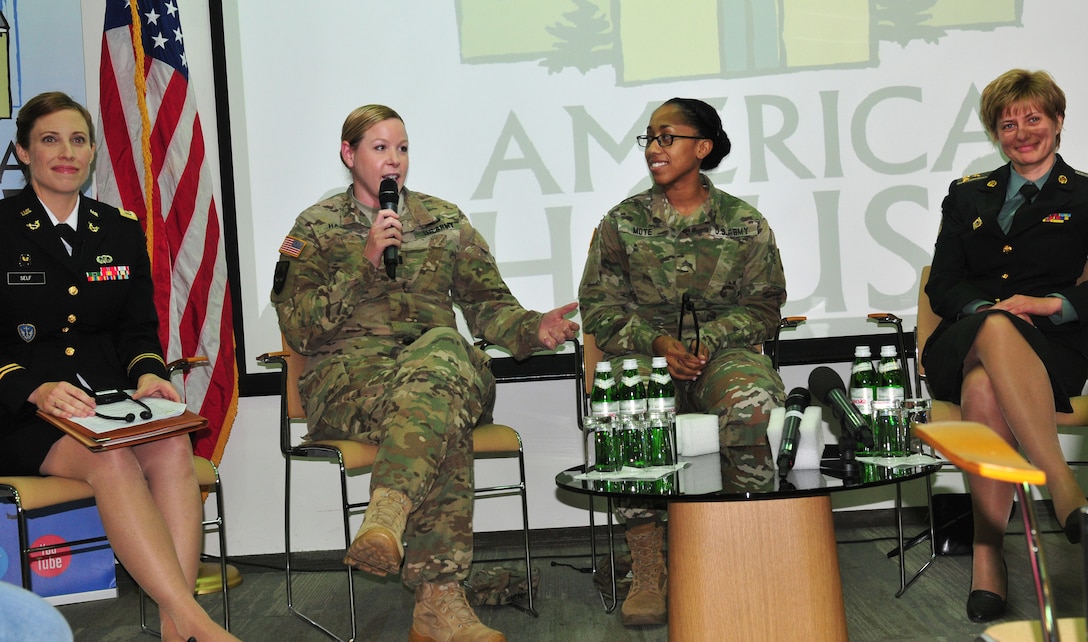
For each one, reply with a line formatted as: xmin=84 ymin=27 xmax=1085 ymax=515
xmin=555 ymin=455 xmax=942 ymax=503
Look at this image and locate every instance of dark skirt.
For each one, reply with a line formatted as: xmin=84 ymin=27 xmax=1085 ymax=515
xmin=922 ymin=309 xmax=1087 ymax=413
xmin=0 ymin=410 xmax=65 ymax=476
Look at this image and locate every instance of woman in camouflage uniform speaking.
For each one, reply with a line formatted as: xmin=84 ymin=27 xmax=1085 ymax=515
xmin=579 ymin=97 xmax=787 ymax=627
xmin=271 ymin=105 xmax=577 ymax=642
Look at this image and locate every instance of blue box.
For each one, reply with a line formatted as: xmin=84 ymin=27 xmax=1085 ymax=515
xmin=0 ymin=498 xmax=117 ymax=605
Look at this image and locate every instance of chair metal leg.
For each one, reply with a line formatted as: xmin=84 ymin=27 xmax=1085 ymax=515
xmin=597 ymin=497 xmax=619 ymax=614
xmin=14 ymin=500 xmax=32 ymax=590
xmin=211 ymin=474 xmax=231 ymax=630
xmin=1016 ymin=482 xmax=1058 ymax=642
xmin=1081 ymin=506 xmax=1088 ymax=622
xmin=472 ymin=446 xmax=538 ymax=617
xmin=285 ymin=454 xmax=358 ymax=642
xmin=515 ymin=449 xmax=538 ymax=617
xmin=894 ymin=475 xmax=937 ymax=597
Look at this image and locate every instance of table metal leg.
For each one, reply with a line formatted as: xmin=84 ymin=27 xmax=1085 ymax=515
xmin=895 ymin=475 xmax=937 ymax=597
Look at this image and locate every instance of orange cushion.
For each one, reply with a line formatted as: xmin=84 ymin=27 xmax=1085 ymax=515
xmin=0 ymin=476 xmax=94 ymax=511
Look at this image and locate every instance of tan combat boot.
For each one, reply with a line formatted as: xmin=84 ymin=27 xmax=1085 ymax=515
xmin=343 ymin=487 xmax=412 ymax=576
xmin=407 ymin=581 xmax=507 ymax=642
xmin=621 ymin=521 xmax=667 ymax=626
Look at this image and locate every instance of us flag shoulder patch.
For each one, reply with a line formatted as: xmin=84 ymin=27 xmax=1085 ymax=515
xmin=279 ymin=236 xmax=306 ymax=258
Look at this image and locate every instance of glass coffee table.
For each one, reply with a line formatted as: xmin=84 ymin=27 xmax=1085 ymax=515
xmin=556 ymin=454 xmax=942 ymax=642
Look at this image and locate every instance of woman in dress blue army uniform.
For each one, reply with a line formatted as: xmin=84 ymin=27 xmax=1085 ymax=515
xmin=0 ymin=92 xmax=237 ymax=642
xmin=924 ymin=69 xmax=1088 ymax=623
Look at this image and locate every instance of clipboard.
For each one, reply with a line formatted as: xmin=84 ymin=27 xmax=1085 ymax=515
xmin=38 ymin=409 xmax=207 ymax=451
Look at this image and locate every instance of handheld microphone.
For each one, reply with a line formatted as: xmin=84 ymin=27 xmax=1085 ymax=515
xmin=776 ymin=387 xmax=810 ymax=476
xmin=379 ymin=178 xmax=400 ymax=279
xmin=807 ymin=366 xmax=874 ymax=449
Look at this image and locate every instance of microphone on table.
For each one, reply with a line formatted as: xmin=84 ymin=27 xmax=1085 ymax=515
xmin=379 ymin=178 xmax=400 ymax=279
xmin=808 ymin=366 xmax=874 ymax=451
xmin=776 ymin=387 xmax=810 ymax=477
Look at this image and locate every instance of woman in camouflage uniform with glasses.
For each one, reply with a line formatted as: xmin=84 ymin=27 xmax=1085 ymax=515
xmin=579 ymin=97 xmax=786 ymax=627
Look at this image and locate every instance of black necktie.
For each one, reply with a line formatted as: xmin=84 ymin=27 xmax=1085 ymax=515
xmin=55 ymin=222 xmax=82 ymax=258
xmin=1016 ymin=181 xmax=1039 ymax=212
xmin=1001 ymin=182 xmax=1038 ymax=234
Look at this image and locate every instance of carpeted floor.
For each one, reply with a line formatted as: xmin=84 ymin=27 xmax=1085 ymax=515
xmin=54 ymin=504 xmax=1085 ymax=641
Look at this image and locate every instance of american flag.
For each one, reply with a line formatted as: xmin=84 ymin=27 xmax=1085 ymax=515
xmin=96 ymin=0 xmax=237 ymax=463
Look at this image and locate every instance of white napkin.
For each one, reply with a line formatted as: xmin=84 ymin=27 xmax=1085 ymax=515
xmin=767 ymin=405 xmax=825 ymax=470
xmin=678 ymin=453 xmax=723 ymax=493
xmin=675 ymin=413 xmax=719 ymax=456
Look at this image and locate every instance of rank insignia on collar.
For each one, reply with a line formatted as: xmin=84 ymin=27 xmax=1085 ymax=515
xmin=987 ymin=180 xmax=998 ymax=188
xmin=972 ymin=217 xmax=983 ymax=230
xmin=27 ymin=220 xmax=40 ymax=231
xmin=17 ymin=324 xmax=35 ymax=343
xmin=120 ymin=209 xmax=138 ymax=221
xmin=96 ymin=254 xmax=113 ymax=264
xmin=1059 ymin=175 xmax=1069 ymax=184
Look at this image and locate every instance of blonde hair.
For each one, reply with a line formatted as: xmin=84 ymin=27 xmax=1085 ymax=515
xmin=980 ymin=69 xmax=1066 ymax=145
xmin=340 ymin=104 xmax=403 ymax=167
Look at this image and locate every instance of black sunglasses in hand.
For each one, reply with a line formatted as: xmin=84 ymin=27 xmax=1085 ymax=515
xmin=94 ymin=389 xmax=153 ymax=423
xmin=677 ymin=292 xmax=701 ymax=356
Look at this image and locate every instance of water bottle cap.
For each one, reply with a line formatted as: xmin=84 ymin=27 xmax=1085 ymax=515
xmin=595 ymin=361 xmax=612 ymax=372
xmin=880 ymin=345 xmax=897 ymax=357
xmin=651 ymin=356 xmax=668 ymax=368
xmin=622 ymin=358 xmax=639 ymax=370
xmin=854 ymin=345 xmax=871 ymax=358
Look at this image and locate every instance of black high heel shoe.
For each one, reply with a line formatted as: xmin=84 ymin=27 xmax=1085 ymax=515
xmin=1062 ymin=508 xmax=1086 ymax=545
xmin=966 ymin=559 xmax=1007 ymax=623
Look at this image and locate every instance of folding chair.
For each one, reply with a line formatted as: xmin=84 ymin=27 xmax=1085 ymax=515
xmin=258 ymin=339 xmax=535 ymax=642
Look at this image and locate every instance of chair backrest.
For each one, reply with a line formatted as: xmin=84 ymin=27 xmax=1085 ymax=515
xmin=582 ymin=333 xmax=603 ymax=396
xmin=914 ymin=265 xmax=940 ymax=383
xmin=280 ymin=335 xmax=307 ymax=421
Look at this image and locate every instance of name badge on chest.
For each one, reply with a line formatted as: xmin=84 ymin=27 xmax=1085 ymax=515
xmin=7 ymin=271 xmax=45 ymax=285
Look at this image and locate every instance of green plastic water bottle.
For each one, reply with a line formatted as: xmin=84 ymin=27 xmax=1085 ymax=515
xmin=647 ymin=411 xmax=675 ymax=466
xmin=617 ymin=358 xmax=647 ymax=417
xmin=876 ymin=345 xmax=905 ymax=406
xmin=619 ymin=414 xmax=649 ymax=468
xmin=848 ymin=345 xmax=876 ymax=419
xmin=646 ymin=356 xmax=676 ymax=414
xmin=590 ymin=361 xmax=618 ymax=418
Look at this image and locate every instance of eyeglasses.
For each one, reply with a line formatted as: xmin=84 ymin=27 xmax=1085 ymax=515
xmin=636 ymin=134 xmax=707 ymax=148
xmin=677 ymin=292 xmax=701 ymax=356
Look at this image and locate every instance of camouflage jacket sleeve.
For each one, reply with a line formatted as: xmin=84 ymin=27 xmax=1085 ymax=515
xmin=453 ymin=221 xmax=545 ymax=360
xmin=270 ymin=194 xmax=384 ymax=354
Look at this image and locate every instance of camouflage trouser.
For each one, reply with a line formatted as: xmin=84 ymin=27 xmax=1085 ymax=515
xmin=299 ymin=327 xmax=495 ymax=587
xmin=612 ymin=348 xmax=783 ymax=524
